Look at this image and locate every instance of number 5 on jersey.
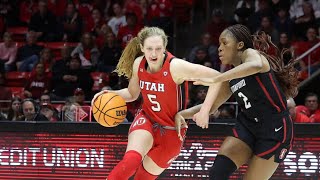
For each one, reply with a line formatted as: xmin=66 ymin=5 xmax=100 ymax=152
xmin=147 ymin=94 xmax=161 ymax=112
xmin=238 ymin=92 xmax=252 ymax=109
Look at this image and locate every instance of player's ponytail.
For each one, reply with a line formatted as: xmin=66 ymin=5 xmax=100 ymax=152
xmin=253 ymin=32 xmax=299 ymax=98
xmin=115 ymin=37 xmax=143 ymax=78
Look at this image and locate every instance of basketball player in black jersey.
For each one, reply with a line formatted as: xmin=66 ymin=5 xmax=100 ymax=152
xmin=174 ymin=24 xmax=299 ymax=179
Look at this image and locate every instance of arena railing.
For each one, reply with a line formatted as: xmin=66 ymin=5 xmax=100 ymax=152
xmin=295 ymin=41 xmax=320 ymax=78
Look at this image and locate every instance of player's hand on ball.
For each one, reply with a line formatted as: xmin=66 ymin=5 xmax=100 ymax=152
xmin=193 ymin=110 xmax=209 ymax=129
xmin=174 ymin=112 xmax=188 ymax=141
xmin=91 ymin=90 xmax=108 ymax=107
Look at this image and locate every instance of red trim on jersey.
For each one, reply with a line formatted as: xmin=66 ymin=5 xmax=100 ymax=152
xmin=184 ymin=82 xmax=189 ymax=109
xmin=288 ymin=116 xmax=294 ymax=150
xmin=257 ymin=142 xmax=281 ymax=157
xmin=268 ymin=73 xmax=286 ymax=110
xmin=255 ymin=76 xmax=281 ymax=112
xmin=232 ymin=128 xmax=239 ymax=138
xmin=282 ymin=117 xmax=287 ymax=143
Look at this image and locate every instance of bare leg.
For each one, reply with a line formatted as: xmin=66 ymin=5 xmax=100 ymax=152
xmin=244 ymin=155 xmax=279 ymax=180
xmin=218 ymin=136 xmax=253 ymax=168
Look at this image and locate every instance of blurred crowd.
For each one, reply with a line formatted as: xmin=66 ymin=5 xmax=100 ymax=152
xmin=0 ymin=0 xmax=319 ymax=123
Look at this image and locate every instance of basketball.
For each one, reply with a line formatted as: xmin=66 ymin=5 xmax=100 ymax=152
xmin=92 ymin=92 xmax=127 ymax=127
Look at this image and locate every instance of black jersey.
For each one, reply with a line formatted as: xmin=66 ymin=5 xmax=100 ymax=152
xmin=229 ymin=70 xmax=287 ymax=121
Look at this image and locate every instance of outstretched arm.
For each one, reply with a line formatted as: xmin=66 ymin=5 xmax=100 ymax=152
xmin=213 ymin=49 xmax=266 ymax=83
xmin=189 ymin=49 xmax=268 ymax=86
xmin=169 ymin=58 xmax=221 ymax=84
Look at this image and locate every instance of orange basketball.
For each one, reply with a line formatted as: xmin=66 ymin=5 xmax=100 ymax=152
xmin=92 ymin=92 xmax=127 ymax=127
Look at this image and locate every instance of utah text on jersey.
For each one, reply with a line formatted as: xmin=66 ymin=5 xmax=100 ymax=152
xmin=139 ymin=80 xmax=165 ymax=92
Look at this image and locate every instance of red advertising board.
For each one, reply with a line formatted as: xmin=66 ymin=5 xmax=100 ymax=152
xmin=0 ymin=132 xmax=319 ymax=179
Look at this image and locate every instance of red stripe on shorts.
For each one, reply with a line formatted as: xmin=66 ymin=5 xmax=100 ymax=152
xmin=257 ymin=142 xmax=281 ymax=157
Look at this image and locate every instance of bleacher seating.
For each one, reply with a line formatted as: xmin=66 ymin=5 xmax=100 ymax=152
xmin=7 ymin=26 xmax=28 ymax=42
xmin=6 ymin=71 xmax=30 ymax=87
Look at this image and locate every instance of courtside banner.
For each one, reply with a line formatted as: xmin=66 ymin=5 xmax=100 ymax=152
xmin=0 ymin=122 xmax=319 ymax=179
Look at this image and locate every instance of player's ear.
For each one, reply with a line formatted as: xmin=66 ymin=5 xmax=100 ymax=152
xmin=140 ymin=44 xmax=144 ymax=53
xmin=237 ymin=41 xmax=244 ymax=50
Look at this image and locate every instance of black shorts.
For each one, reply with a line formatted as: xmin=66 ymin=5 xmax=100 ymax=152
xmin=231 ymin=112 xmax=294 ymax=163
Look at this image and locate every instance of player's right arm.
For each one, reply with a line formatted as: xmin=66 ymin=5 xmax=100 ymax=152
xmin=111 ymin=57 xmax=142 ymax=102
xmin=92 ymin=57 xmax=142 ymax=103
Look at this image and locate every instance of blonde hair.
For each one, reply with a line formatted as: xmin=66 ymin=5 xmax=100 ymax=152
xmin=115 ymin=27 xmax=168 ymax=78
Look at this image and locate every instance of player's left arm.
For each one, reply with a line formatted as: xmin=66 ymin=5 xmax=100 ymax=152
xmin=213 ymin=48 xmax=269 ymax=83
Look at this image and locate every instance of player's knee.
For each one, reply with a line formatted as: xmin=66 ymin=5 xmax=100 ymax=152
xmin=209 ymin=155 xmax=237 ymax=180
xmin=134 ymin=163 xmax=157 ymax=180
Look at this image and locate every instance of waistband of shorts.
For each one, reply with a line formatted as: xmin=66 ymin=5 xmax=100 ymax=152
xmin=140 ymin=110 xmax=187 ymax=130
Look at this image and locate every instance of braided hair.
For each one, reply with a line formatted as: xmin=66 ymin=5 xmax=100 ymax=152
xmin=226 ymin=24 xmax=299 ymax=98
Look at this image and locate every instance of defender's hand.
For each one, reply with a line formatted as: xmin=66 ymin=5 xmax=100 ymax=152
xmin=175 ymin=112 xmax=188 ymax=141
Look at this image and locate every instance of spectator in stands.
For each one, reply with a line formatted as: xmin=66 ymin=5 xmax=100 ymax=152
xmin=304 ymin=93 xmax=320 ymax=122
xmin=73 ymin=88 xmax=87 ymax=106
xmin=19 ymin=0 xmax=38 ymax=25
xmin=37 ymin=48 xmax=54 ymax=76
xmin=248 ymin=0 xmax=273 ymax=32
xmin=52 ymin=46 xmax=71 ymax=77
xmin=16 ymin=31 xmax=43 ymax=71
xmin=218 ymin=105 xmax=235 ymax=119
xmin=108 ymin=2 xmax=126 ymax=36
xmin=278 ymin=32 xmax=293 ymax=64
xmin=256 ymin=16 xmax=280 ymax=45
xmin=292 ymin=1 xmax=316 ymax=40
xmin=188 ymin=32 xmax=219 ymax=69
xmin=19 ymin=98 xmax=48 ymax=121
xmin=0 ymin=32 xmax=17 ymax=72
xmin=192 ymin=46 xmax=211 ymax=65
xmin=60 ymin=2 xmax=83 ymax=42
xmin=146 ymin=0 xmax=174 ymax=46
xmin=39 ymin=102 xmax=60 ymax=122
xmin=268 ymin=0 xmax=290 ymax=16
xmin=287 ymin=97 xmax=313 ymax=123
xmin=189 ymin=86 xmax=208 ymax=107
xmin=124 ymin=0 xmax=144 ymax=25
xmin=117 ymin=12 xmax=143 ymax=49
xmin=0 ymin=0 xmax=19 ymax=26
xmin=206 ymin=8 xmax=229 ymax=46
xmin=289 ymin=0 xmax=320 ymax=21
xmin=71 ymin=33 xmax=100 ymax=69
xmin=273 ymin=7 xmax=293 ymax=39
xmin=86 ymin=8 xmax=106 ymax=37
xmin=24 ymin=62 xmax=51 ymax=100
xmin=39 ymin=93 xmax=51 ymax=105
xmin=95 ymin=24 xmax=113 ymax=49
xmin=295 ymin=27 xmax=320 ymax=77
xmin=232 ymin=0 xmax=253 ymax=27
xmin=0 ymin=71 xmax=12 ymax=111
xmin=51 ymin=54 xmax=93 ymax=101
xmin=98 ymin=31 xmax=122 ymax=72
xmin=6 ymin=97 xmax=23 ymax=121
xmin=28 ymin=0 xmax=59 ymax=41
xmin=75 ymin=0 xmax=93 ymax=20
xmin=39 ymin=92 xmax=60 ymax=117
xmin=73 ymin=87 xmax=90 ymax=121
